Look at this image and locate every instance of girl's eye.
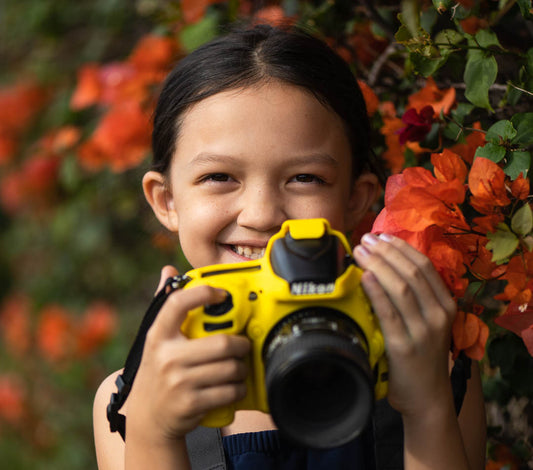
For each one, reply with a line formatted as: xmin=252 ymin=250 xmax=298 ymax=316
xmin=202 ymin=173 xmax=231 ymax=182
xmin=292 ymin=174 xmax=325 ymax=184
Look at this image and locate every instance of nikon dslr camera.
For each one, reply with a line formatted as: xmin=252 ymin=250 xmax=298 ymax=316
xmin=179 ymin=218 xmax=387 ymax=449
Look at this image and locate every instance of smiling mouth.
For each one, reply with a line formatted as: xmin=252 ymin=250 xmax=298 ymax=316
xmin=231 ymin=245 xmax=266 ymax=260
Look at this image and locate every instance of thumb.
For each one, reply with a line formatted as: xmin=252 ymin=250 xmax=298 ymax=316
xmin=155 ymin=265 xmax=180 ymax=295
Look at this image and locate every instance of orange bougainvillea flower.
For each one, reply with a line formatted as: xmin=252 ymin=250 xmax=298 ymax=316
xmin=0 ymin=294 xmax=31 ymax=356
xmin=449 ymin=122 xmax=485 ymax=165
xmin=0 ymin=81 xmax=47 ymax=135
xmin=495 ymin=300 xmax=533 ymax=356
xmin=358 ymin=80 xmax=379 ymax=117
xmin=36 ymin=305 xmax=75 ymax=363
xmin=71 ymin=35 xmax=178 ymax=111
xmin=0 ymin=81 xmax=47 ymax=164
xmin=0 ymin=154 xmax=61 ymax=214
xmin=128 ymin=35 xmax=178 ymax=79
xmin=459 ymin=16 xmax=489 ymax=35
xmin=468 ymin=157 xmax=510 ymax=214
xmin=510 ymin=172 xmax=530 ymax=200
xmin=428 ymin=242 xmax=469 ymax=297
xmin=431 ymin=149 xmax=468 ymax=184
xmin=494 ymin=254 xmax=533 ymax=304
xmin=180 ymin=0 xmax=225 ymax=23
xmin=452 ymin=310 xmax=489 ymax=360
xmin=76 ymin=302 xmax=117 ymax=357
xmin=385 ymin=167 xmax=467 ymax=232
xmin=77 ymin=101 xmax=152 ymax=172
xmin=253 ymin=6 xmax=291 ymax=26
xmin=0 ymin=375 xmax=26 ymax=425
xmin=408 ymin=77 xmax=456 ymax=116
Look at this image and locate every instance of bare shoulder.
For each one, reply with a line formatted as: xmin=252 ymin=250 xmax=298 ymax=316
xmin=94 ymin=370 xmax=126 ymax=470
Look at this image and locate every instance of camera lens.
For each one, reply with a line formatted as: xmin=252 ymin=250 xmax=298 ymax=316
xmin=263 ymin=308 xmax=374 ymax=449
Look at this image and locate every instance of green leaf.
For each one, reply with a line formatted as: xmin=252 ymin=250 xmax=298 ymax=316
xmin=401 ymin=0 xmax=421 ymax=38
xmin=410 ymin=53 xmax=447 ymax=77
xmin=516 ymin=0 xmax=533 ymax=19
xmin=526 ymin=48 xmax=533 ymax=75
xmin=432 ymin=0 xmax=454 ymax=13
xmin=434 ymin=28 xmax=464 ymax=46
xmin=486 ymin=225 xmax=519 ymax=263
xmin=511 ymin=113 xmax=533 ymax=145
xmin=464 ymin=54 xmax=497 ymax=110
xmin=395 ymin=24 xmax=413 ymax=42
xmin=475 ymin=142 xmax=506 ymax=162
xmin=511 ymin=204 xmax=533 ymax=236
xmin=474 ymin=29 xmax=502 ymax=49
xmin=180 ymin=11 xmax=220 ymax=53
xmin=485 ymin=120 xmax=517 ymax=144
xmin=504 ymin=151 xmax=531 ymax=179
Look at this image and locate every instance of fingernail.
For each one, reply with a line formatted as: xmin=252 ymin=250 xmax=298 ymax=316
xmin=379 ymin=233 xmax=393 ymax=242
xmin=355 ymin=245 xmax=370 ymax=257
xmin=361 ymin=233 xmax=379 ymax=246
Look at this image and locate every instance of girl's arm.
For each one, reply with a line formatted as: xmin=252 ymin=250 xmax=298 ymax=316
xmin=93 ymin=267 xmax=250 ymax=470
xmin=354 ymin=233 xmax=486 ymax=470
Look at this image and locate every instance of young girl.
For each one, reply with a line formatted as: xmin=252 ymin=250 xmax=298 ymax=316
xmin=93 ymin=24 xmax=486 ymax=469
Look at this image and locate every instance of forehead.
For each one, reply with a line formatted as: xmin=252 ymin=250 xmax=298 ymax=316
xmin=173 ymin=82 xmax=352 ymax=167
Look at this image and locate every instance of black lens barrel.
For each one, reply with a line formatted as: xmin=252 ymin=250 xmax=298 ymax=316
xmin=263 ymin=308 xmax=374 ymax=449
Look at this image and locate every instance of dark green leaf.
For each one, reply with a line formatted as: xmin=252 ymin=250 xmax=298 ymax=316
xmin=475 ymin=142 xmax=506 ymax=162
xmin=410 ymin=53 xmax=447 ymax=77
xmin=180 ymin=11 xmax=220 ymax=52
xmin=486 ymin=225 xmax=519 ymax=262
xmin=516 ymin=0 xmax=533 ymax=19
xmin=504 ymin=151 xmax=531 ymax=179
xmin=511 ymin=203 xmax=533 ymax=237
xmin=511 ymin=113 xmax=533 ymax=145
xmin=485 ymin=120 xmax=517 ymax=144
xmin=464 ymin=54 xmax=497 ymax=110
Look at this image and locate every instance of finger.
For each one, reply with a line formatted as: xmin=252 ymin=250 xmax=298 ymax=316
xmin=185 ymin=356 xmax=248 ymax=388
xmin=150 ymin=285 xmax=229 ymax=340
xmin=370 ymin=234 xmax=456 ymax=318
xmin=192 ymin=382 xmax=248 ymax=416
xmin=174 ymin=334 xmax=251 ymax=367
xmin=354 ymin=242 xmax=428 ymax=339
xmin=359 ymin=270 xmax=409 ymax=348
xmin=155 ymin=265 xmax=180 ymax=294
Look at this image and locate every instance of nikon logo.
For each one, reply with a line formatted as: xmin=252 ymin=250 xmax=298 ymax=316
xmin=291 ymin=282 xmax=335 ymax=295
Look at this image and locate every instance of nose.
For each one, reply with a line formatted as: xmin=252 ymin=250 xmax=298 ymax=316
xmin=237 ymin=185 xmax=287 ymax=233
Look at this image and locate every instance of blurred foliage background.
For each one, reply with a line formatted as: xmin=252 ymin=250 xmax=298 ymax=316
xmin=0 ymin=1 xmax=532 ymax=469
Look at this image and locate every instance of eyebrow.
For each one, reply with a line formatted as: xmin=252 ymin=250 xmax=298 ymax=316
xmin=188 ymin=152 xmax=340 ymax=167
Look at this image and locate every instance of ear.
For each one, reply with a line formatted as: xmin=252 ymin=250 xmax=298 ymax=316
xmin=344 ymin=172 xmax=380 ymax=232
xmin=142 ymin=171 xmax=179 ymax=232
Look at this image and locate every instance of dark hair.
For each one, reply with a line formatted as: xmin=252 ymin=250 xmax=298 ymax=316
xmin=152 ymin=24 xmax=384 ymax=181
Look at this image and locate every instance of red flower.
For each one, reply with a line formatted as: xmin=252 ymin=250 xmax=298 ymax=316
xmin=0 ymin=375 xmax=26 ymax=425
xmin=398 ymin=105 xmax=434 ymax=145
xmin=76 ymin=302 xmax=117 ymax=357
xmin=36 ymin=305 xmax=75 ymax=363
xmin=77 ymin=101 xmax=152 ymax=172
xmin=0 ymin=294 xmax=31 ymax=356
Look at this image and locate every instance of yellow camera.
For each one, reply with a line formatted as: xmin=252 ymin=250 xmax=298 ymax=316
xmin=180 ymin=218 xmax=388 ymax=449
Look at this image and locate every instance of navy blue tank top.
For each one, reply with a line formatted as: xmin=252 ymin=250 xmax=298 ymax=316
xmin=222 ymin=430 xmax=366 ymax=469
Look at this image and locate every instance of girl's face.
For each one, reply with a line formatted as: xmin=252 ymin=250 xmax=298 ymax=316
xmin=144 ymin=82 xmax=377 ymax=268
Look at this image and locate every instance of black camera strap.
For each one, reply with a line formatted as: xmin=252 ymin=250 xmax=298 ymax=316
xmin=107 ymin=275 xmax=190 ymax=440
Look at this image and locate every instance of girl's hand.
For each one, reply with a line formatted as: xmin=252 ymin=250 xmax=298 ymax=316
xmin=126 ymin=266 xmax=251 ymax=444
xmin=353 ymin=234 xmax=457 ymax=419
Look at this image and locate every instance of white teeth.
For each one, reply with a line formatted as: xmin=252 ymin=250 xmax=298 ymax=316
xmin=233 ymin=245 xmax=265 ymax=260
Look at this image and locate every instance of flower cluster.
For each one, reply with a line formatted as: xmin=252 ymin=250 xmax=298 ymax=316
xmin=368 ymin=76 xmax=533 ymax=361
xmin=71 ymin=35 xmax=179 ymax=172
